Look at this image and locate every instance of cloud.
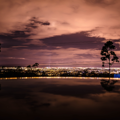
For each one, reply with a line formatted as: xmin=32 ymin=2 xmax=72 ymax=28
xmin=85 ymin=0 xmax=118 ymax=6
xmin=12 ymin=46 xmax=28 ymax=48
xmin=40 ymin=32 xmax=106 ymax=50
xmin=0 ymin=0 xmax=120 ymax=39
xmin=0 ymin=45 xmax=102 ymax=67
xmin=0 ymin=31 xmax=106 ymax=50
xmin=0 ymin=0 xmax=120 ymax=67
xmin=0 ymin=31 xmax=120 ymax=67
xmin=24 ymin=39 xmax=46 ymax=46
xmin=7 ymin=57 xmax=26 ymax=60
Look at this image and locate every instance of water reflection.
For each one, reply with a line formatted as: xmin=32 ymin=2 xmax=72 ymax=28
xmin=0 ymin=78 xmax=120 ymax=120
xmin=1 ymin=76 xmax=120 ymax=80
xmin=101 ymin=79 xmax=118 ymax=92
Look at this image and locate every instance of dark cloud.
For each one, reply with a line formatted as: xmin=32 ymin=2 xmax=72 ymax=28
xmin=85 ymin=0 xmax=117 ymax=6
xmin=41 ymin=31 xmax=120 ymax=50
xmin=0 ymin=32 xmax=30 ymax=48
xmin=27 ymin=17 xmax=50 ymax=29
xmin=0 ymin=17 xmax=50 ymax=49
xmin=40 ymin=31 xmax=106 ymax=50
xmin=1 ymin=29 xmax=120 ymax=51
xmin=25 ymin=17 xmax=50 ymax=32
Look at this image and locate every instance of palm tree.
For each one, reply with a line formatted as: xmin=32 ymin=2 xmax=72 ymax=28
xmin=100 ymin=41 xmax=119 ymax=81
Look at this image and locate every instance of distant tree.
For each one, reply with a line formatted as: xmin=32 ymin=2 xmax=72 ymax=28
xmin=27 ymin=65 xmax=32 ymax=70
xmin=1 ymin=66 xmax=5 ymax=69
xmin=17 ymin=66 xmax=22 ymax=70
xmin=100 ymin=41 xmax=119 ymax=81
xmin=27 ymin=65 xmax=31 ymax=68
xmin=32 ymin=63 xmax=39 ymax=68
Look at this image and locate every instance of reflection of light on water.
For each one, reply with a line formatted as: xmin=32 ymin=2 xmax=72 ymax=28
xmin=0 ymin=77 xmax=120 ymax=80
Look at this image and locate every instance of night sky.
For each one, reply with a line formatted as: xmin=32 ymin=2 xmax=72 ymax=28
xmin=0 ymin=0 xmax=120 ymax=67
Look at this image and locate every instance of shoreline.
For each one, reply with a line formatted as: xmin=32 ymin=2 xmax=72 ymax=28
xmin=0 ymin=76 xmax=120 ymax=80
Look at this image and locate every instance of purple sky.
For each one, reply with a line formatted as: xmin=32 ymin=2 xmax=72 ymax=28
xmin=0 ymin=0 xmax=120 ymax=67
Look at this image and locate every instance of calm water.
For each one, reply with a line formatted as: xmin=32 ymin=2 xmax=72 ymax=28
xmin=0 ymin=77 xmax=120 ymax=120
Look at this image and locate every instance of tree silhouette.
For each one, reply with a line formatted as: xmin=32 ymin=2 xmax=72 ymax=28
xmin=27 ymin=65 xmax=31 ymax=68
xmin=27 ymin=65 xmax=32 ymax=70
xmin=101 ymin=41 xmax=119 ymax=81
xmin=32 ymin=63 xmax=39 ymax=68
xmin=1 ymin=66 xmax=5 ymax=69
xmin=101 ymin=79 xmax=118 ymax=92
xmin=17 ymin=66 xmax=21 ymax=70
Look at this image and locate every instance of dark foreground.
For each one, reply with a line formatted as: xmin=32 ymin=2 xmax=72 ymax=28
xmin=0 ymin=77 xmax=120 ymax=120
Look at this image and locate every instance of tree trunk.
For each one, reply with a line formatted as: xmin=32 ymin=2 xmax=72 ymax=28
xmin=109 ymin=57 xmax=110 ymax=81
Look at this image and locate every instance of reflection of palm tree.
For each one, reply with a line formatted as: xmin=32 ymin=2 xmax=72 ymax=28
xmin=101 ymin=79 xmax=118 ymax=92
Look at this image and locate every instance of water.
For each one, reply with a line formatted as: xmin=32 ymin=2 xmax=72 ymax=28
xmin=0 ymin=77 xmax=120 ymax=120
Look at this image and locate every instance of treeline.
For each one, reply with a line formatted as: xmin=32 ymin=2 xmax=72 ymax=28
xmin=0 ymin=69 xmax=114 ymax=78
